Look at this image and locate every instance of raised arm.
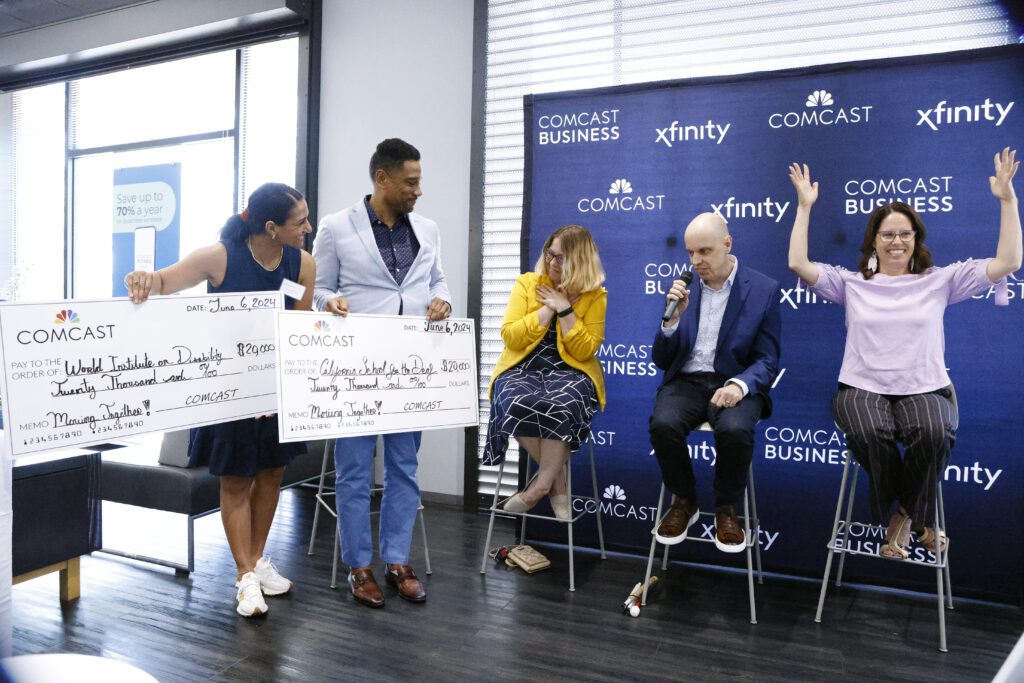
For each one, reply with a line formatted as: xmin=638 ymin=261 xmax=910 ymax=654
xmin=124 ymin=243 xmax=227 ymax=303
xmin=787 ymin=163 xmax=821 ymax=285
xmin=987 ymin=147 xmax=1022 ymax=282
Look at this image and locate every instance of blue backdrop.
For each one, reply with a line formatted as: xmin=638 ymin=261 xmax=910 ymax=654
xmin=521 ymin=45 xmax=1023 ymax=604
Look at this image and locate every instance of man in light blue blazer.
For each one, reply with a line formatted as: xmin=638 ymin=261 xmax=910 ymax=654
xmin=312 ymin=138 xmax=451 ymax=608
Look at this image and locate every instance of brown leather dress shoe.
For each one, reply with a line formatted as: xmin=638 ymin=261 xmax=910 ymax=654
xmin=348 ymin=566 xmax=385 ymax=608
xmin=655 ymin=498 xmax=699 ymax=545
xmin=385 ymin=563 xmax=427 ymax=603
xmin=714 ymin=504 xmax=746 ymax=553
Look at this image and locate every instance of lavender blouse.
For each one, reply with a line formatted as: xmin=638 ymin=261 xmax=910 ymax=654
xmin=808 ymin=258 xmax=1006 ymax=395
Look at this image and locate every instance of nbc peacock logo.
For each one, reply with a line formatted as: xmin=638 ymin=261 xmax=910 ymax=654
xmin=602 ymin=484 xmax=626 ymax=501
xmin=805 ymin=90 xmax=834 ymax=107
xmin=314 ymin=320 xmax=331 ymax=333
xmin=608 ymin=179 xmax=633 ymax=195
xmin=54 ymin=309 xmax=80 ymax=325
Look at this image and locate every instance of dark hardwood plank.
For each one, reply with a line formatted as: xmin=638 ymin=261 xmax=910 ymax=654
xmin=12 ymin=489 xmax=1023 ymax=682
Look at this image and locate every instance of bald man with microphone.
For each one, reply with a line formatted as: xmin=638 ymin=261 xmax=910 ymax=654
xmin=648 ymin=213 xmax=782 ymax=552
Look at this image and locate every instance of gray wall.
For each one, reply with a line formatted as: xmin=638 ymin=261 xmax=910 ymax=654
xmin=317 ymin=0 xmax=474 ymax=501
xmin=0 ymin=94 xmax=12 ymax=294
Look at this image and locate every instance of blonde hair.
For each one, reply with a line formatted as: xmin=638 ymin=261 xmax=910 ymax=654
xmin=533 ymin=224 xmax=605 ymax=295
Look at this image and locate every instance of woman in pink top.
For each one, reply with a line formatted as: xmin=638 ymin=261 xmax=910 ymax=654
xmin=787 ymin=148 xmax=1021 ymax=559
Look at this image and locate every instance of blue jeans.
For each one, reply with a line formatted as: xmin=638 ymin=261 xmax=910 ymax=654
xmin=333 ymin=431 xmax=421 ymax=568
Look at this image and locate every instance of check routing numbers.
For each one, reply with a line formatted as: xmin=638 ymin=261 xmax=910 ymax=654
xmin=0 ymin=293 xmax=283 ymax=457
xmin=274 ymin=312 xmax=478 ymax=440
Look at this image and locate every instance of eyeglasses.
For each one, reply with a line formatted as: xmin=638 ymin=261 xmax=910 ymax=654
xmin=544 ymin=250 xmax=565 ymax=266
xmin=877 ymin=230 xmax=915 ymax=243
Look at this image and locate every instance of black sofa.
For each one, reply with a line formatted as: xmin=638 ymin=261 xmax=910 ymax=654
xmin=99 ymin=430 xmax=327 ymax=574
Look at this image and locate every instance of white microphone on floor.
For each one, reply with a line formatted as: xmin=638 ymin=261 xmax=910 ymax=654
xmin=661 ymin=271 xmax=694 ymax=322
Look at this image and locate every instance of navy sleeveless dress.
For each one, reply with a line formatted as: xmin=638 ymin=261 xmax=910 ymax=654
xmin=187 ymin=239 xmax=306 ymax=477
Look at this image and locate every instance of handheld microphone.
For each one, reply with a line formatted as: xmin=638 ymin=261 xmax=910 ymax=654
xmin=661 ymin=271 xmax=694 ymax=322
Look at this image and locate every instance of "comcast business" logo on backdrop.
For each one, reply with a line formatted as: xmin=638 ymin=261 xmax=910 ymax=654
xmin=577 ymin=179 xmax=666 ymax=213
xmin=768 ymin=90 xmax=873 ymax=129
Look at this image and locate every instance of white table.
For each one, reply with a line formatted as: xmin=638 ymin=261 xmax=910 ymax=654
xmin=4 ymin=653 xmax=158 ymax=682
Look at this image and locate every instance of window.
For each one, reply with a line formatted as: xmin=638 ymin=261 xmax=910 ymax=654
xmin=2 ymin=38 xmax=300 ymax=302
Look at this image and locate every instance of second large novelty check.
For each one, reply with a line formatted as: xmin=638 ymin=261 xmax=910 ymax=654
xmin=275 ymin=312 xmax=478 ymax=440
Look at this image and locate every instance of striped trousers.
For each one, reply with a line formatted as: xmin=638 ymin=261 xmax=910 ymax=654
xmin=832 ymin=383 xmax=957 ymax=526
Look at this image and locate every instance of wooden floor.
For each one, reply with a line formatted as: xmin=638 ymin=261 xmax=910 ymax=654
xmin=12 ymin=488 xmax=1023 ymax=682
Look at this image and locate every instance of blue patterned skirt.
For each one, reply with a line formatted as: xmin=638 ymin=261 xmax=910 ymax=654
xmin=483 ymin=361 xmax=598 ymax=466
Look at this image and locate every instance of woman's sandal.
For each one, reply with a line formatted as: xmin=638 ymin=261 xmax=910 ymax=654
xmin=915 ymin=526 xmax=949 ymax=554
xmin=880 ymin=512 xmax=912 ymax=559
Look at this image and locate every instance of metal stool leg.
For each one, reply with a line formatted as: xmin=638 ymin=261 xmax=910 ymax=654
xmin=835 ymin=462 xmax=859 ymax=587
xmin=418 ymin=505 xmax=432 ymax=575
xmin=747 ymin=465 xmax=763 ymax=584
xmin=642 ymin=483 xmax=667 ymax=606
xmin=330 ymin=519 xmax=340 ymax=589
xmin=308 ymin=440 xmax=333 ymax=555
xmin=519 ymin=454 xmax=531 ymax=547
xmin=934 ymin=478 xmax=949 ymax=652
xmin=816 ymin=455 xmax=853 ymax=622
xmin=588 ymin=444 xmax=607 ymax=559
xmin=743 ymin=484 xmax=757 ymax=624
xmin=567 ymin=459 xmax=575 ymax=592
xmin=935 ymin=514 xmax=948 ymax=653
xmin=937 ymin=482 xmax=953 ymax=609
xmin=661 ymin=542 xmax=670 ymax=571
xmin=480 ymin=458 xmax=507 ymax=574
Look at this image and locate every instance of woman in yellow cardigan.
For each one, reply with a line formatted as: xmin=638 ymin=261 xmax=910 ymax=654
xmin=483 ymin=224 xmax=606 ymax=519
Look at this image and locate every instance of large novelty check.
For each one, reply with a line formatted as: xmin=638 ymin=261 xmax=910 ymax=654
xmin=0 ymin=293 xmax=283 ymax=458
xmin=274 ymin=312 xmax=478 ymax=440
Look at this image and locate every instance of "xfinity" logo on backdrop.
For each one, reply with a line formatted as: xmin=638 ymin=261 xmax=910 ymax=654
xmin=710 ymin=196 xmax=790 ymax=223
xmin=655 ymin=119 xmax=731 ymax=147
xmin=916 ymin=99 xmax=1014 ymax=131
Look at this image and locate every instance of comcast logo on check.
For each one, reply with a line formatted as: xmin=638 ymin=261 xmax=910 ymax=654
xmin=314 ymin=320 xmax=332 ymax=333
xmin=54 ymin=309 xmax=81 ymax=325
xmin=806 ymin=90 xmax=834 ymax=107
xmin=608 ymin=179 xmax=633 ymax=194
xmin=603 ymin=484 xmax=626 ymax=501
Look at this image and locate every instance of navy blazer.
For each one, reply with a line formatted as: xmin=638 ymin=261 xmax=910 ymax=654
xmin=652 ymin=263 xmax=781 ymax=418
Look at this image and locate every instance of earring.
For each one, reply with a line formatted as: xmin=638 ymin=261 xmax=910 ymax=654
xmin=909 ymin=256 xmax=915 ymax=271
xmin=868 ymin=250 xmax=878 ymax=272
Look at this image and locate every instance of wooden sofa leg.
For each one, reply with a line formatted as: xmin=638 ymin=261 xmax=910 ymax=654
xmin=59 ymin=557 xmax=81 ymax=603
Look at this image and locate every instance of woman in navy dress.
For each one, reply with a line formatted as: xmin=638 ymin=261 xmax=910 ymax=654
xmin=125 ymin=182 xmax=315 ymax=617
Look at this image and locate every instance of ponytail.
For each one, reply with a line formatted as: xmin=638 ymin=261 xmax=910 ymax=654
xmin=220 ymin=183 xmax=304 ymax=242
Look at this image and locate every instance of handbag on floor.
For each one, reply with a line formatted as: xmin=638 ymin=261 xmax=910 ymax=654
xmin=506 ymin=545 xmax=550 ymax=573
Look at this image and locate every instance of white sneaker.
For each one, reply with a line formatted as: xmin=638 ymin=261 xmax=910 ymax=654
xmin=235 ymin=572 xmax=268 ymax=617
xmin=253 ymin=556 xmax=293 ymax=596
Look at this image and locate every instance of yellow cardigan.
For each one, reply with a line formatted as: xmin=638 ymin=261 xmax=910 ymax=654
xmin=489 ymin=272 xmax=606 ymax=410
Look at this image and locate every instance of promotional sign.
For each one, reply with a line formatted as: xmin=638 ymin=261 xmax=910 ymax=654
xmin=522 ymin=45 xmax=1024 ymax=602
xmin=112 ymin=163 xmax=181 ymax=296
xmin=0 ymin=292 xmax=282 ymax=457
xmin=275 ymin=311 xmax=478 ymax=440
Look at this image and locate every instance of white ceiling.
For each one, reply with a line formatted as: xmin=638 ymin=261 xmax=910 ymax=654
xmin=0 ymin=0 xmax=151 ymax=39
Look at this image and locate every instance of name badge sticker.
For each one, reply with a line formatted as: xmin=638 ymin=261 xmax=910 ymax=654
xmin=280 ymin=278 xmax=306 ymax=301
